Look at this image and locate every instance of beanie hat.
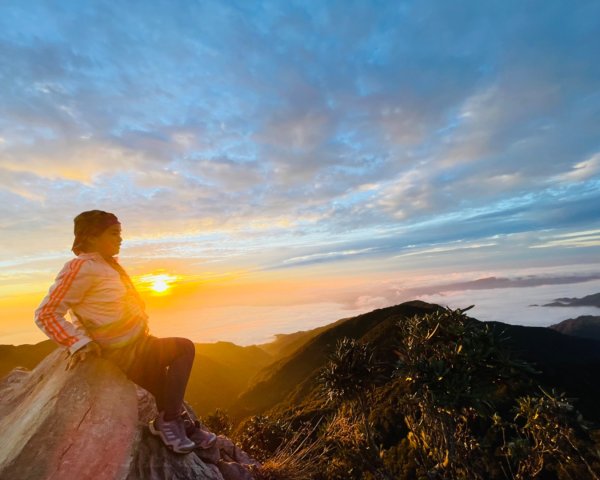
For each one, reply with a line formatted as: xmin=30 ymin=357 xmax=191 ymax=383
xmin=72 ymin=210 xmax=120 ymax=255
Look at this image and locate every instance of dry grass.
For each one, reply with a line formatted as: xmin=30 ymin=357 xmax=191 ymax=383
xmin=251 ymin=417 xmax=330 ymax=480
xmin=325 ymin=407 xmax=367 ymax=452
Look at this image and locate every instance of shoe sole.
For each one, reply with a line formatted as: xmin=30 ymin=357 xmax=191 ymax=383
xmin=149 ymin=420 xmax=196 ymax=454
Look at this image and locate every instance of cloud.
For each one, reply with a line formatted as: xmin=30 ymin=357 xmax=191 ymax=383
xmin=338 ymin=271 xmax=600 ymax=311
xmin=281 ymin=247 xmax=375 ymax=267
xmin=415 ymin=274 xmax=600 ymax=295
xmin=178 ymin=157 xmax=265 ymax=192
xmin=0 ymin=0 xmax=599 ymax=275
xmin=392 ymin=241 xmax=498 ymax=258
xmin=554 ymin=153 xmax=600 ymax=183
xmin=530 ymin=229 xmax=600 ymax=249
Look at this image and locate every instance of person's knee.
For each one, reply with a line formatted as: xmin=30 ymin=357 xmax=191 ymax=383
xmin=180 ymin=338 xmax=195 ymax=361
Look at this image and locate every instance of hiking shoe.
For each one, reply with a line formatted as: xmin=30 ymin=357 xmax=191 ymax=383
xmin=188 ymin=427 xmax=217 ymax=449
xmin=149 ymin=412 xmax=196 ymax=454
xmin=181 ymin=411 xmax=218 ymax=449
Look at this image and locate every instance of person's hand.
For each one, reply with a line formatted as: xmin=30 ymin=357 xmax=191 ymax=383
xmin=66 ymin=341 xmax=102 ymax=370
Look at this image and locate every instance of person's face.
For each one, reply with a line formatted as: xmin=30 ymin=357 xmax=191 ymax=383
xmin=87 ymin=224 xmax=122 ymax=257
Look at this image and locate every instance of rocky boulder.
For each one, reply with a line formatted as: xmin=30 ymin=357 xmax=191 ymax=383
xmin=0 ymin=349 xmax=258 ymax=480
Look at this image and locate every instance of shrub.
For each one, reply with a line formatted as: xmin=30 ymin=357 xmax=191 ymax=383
xmin=204 ymin=408 xmax=233 ymax=437
xmin=236 ymin=415 xmax=291 ymax=462
xmin=319 ymin=338 xmax=392 ymax=479
xmin=501 ymin=390 xmax=600 ymax=479
xmin=395 ymin=306 xmax=600 ymax=479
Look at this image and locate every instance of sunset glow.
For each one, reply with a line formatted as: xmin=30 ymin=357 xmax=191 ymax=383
xmin=1 ymin=1 xmax=599 ymax=346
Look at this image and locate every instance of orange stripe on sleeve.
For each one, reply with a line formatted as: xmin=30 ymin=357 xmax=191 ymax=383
xmin=46 ymin=260 xmax=85 ymax=343
xmin=49 ymin=259 xmax=86 ymax=343
xmin=38 ymin=262 xmax=79 ymax=342
xmin=38 ymin=259 xmax=86 ymax=344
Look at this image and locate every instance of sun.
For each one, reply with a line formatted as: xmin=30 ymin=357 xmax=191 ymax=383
xmin=134 ymin=272 xmax=179 ymax=295
xmin=151 ymin=277 xmax=170 ymax=293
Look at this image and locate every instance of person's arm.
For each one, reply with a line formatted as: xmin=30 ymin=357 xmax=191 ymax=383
xmin=34 ymin=258 xmax=95 ymax=354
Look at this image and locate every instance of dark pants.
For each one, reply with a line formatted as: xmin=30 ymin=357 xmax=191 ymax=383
xmin=104 ymin=335 xmax=195 ymax=420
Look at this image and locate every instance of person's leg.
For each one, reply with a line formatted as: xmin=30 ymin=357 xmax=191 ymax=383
xmin=126 ymin=336 xmax=195 ymax=419
xmin=161 ymin=337 xmax=195 ymax=420
xmin=118 ymin=336 xmax=196 ymax=453
xmin=104 ymin=336 xmax=214 ymax=452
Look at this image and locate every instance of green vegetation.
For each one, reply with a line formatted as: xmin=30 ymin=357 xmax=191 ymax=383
xmin=229 ymin=302 xmax=440 ymax=421
xmin=393 ymin=307 xmax=600 ymax=479
xmin=319 ymin=337 xmax=390 ymax=478
xmin=257 ymin=317 xmax=349 ymax=360
xmin=203 ymin=408 xmax=233 ymax=437
xmin=233 ymin=306 xmax=600 ymax=479
xmin=236 ymin=414 xmax=292 ymax=463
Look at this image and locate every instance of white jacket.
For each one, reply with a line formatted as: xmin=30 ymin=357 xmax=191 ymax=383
xmin=34 ymin=252 xmax=148 ymax=353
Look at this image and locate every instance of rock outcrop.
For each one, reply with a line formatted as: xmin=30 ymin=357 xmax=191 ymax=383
xmin=0 ymin=350 xmax=258 ymax=480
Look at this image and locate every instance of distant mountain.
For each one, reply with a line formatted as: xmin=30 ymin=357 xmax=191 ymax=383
xmin=543 ymin=292 xmax=600 ymax=307
xmin=0 ymin=340 xmax=57 ymax=379
xmin=186 ymin=342 xmax=273 ymax=415
xmin=256 ymin=316 xmax=350 ymax=360
xmin=550 ymin=315 xmax=600 ymax=341
xmin=0 ymin=339 xmax=273 ymax=417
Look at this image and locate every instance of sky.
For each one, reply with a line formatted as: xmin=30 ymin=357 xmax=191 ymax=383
xmin=1 ymin=1 xmax=599 ymax=346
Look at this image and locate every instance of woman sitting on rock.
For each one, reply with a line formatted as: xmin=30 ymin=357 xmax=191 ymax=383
xmin=34 ymin=210 xmax=216 ymax=454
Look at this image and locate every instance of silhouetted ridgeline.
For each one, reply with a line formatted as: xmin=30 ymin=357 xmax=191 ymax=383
xmin=544 ymin=292 xmax=600 ymax=307
xmin=0 ymin=340 xmax=56 ymax=380
xmin=550 ymin=315 xmax=600 ymax=341
xmin=256 ymin=316 xmax=350 ymax=359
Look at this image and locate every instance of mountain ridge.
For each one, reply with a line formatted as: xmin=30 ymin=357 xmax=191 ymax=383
xmin=543 ymin=291 xmax=600 ymax=307
xmin=550 ymin=315 xmax=600 ymax=340
xmin=229 ymin=301 xmax=600 ymax=424
xmin=4 ymin=300 xmax=600 ymax=424
xmin=229 ymin=301 xmax=440 ymax=420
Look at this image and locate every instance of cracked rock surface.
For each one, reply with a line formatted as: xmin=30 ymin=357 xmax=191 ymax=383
xmin=0 ymin=350 xmax=258 ymax=480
